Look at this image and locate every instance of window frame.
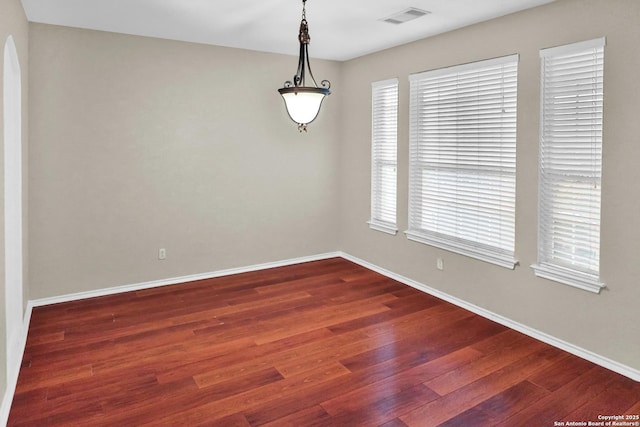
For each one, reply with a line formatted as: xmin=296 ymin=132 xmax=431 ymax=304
xmin=532 ymin=37 xmax=606 ymax=293
xmin=406 ymin=54 xmax=519 ymax=268
xmin=368 ymin=78 xmax=399 ymax=235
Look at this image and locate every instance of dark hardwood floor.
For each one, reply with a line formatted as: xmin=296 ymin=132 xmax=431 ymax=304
xmin=9 ymin=257 xmax=640 ymax=426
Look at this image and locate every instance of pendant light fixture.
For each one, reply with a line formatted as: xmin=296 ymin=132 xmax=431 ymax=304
xmin=278 ymin=0 xmax=331 ymax=132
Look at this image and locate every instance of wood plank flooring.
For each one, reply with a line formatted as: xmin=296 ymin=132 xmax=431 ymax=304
xmin=9 ymin=257 xmax=640 ymax=426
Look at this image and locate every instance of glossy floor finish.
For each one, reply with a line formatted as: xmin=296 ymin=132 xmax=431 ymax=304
xmin=9 ymin=258 xmax=640 ymax=426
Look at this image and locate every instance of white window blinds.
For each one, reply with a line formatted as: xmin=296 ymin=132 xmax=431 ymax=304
xmin=533 ymin=38 xmax=605 ymax=293
xmin=407 ymin=55 xmax=518 ymax=268
xmin=369 ymin=78 xmax=399 ymax=234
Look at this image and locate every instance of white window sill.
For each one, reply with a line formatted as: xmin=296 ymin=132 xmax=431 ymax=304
xmin=531 ymin=263 xmax=604 ymax=294
xmin=405 ymin=230 xmax=517 ymax=269
xmin=368 ymin=221 xmax=398 ymax=235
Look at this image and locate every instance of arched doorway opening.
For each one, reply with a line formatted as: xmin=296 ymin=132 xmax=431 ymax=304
xmin=3 ymin=35 xmax=24 ymax=376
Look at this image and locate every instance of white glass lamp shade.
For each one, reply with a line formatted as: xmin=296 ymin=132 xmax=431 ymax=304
xmin=278 ymin=87 xmax=330 ymax=125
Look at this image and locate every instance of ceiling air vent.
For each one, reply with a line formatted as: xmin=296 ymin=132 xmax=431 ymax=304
xmin=382 ymin=8 xmax=430 ymax=25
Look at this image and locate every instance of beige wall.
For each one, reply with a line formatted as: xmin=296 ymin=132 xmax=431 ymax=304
xmin=28 ymin=24 xmax=342 ymax=298
xmin=338 ymin=0 xmax=640 ymax=371
xmin=1 ymin=0 xmax=29 ymax=406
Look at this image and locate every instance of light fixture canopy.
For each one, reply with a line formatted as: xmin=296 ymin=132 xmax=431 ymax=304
xmin=278 ymin=0 xmax=330 ymax=132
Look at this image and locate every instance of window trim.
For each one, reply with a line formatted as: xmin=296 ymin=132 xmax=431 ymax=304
xmin=531 ymin=37 xmax=606 ymax=294
xmin=369 ymin=78 xmax=399 ymax=235
xmin=406 ymin=54 xmax=519 ymax=269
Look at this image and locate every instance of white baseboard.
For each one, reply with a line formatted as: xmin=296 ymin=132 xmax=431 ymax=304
xmin=339 ymin=251 xmax=640 ymax=383
xmin=2 ymin=249 xmax=637 ymax=425
xmin=30 ymin=252 xmax=342 ymax=308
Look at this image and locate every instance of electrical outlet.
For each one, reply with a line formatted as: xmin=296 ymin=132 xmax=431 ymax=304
xmin=158 ymin=248 xmax=166 ymax=260
xmin=436 ymin=258 xmax=444 ymax=271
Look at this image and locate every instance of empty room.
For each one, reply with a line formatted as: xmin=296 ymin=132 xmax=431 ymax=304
xmin=1 ymin=0 xmax=639 ymax=425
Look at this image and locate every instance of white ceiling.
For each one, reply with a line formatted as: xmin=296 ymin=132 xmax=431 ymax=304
xmin=20 ymin=0 xmax=557 ymax=61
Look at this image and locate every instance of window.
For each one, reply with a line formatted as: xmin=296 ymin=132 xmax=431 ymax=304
xmin=407 ymin=55 xmax=518 ymax=268
xmin=369 ymin=78 xmax=399 ymax=234
xmin=532 ymin=38 xmax=605 ymax=293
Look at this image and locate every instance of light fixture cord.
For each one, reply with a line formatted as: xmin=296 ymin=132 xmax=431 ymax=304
xmin=295 ymin=0 xmax=319 ymax=89
xmin=282 ymin=0 xmax=331 ymax=92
